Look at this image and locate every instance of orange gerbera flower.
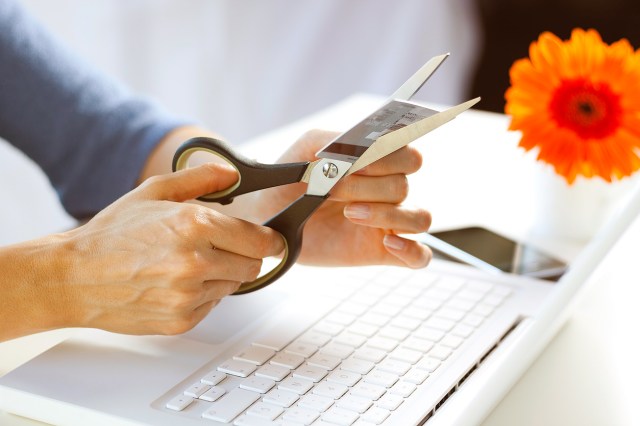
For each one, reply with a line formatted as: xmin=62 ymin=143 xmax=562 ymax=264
xmin=505 ymin=29 xmax=640 ymax=184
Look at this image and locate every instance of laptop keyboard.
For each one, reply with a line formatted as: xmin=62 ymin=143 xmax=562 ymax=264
xmin=164 ymin=270 xmax=512 ymax=425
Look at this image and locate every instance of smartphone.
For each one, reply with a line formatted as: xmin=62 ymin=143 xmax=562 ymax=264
xmin=420 ymin=226 xmax=567 ymax=281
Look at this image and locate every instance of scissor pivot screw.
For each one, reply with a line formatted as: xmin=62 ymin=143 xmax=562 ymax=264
xmin=322 ymin=162 xmax=339 ymax=179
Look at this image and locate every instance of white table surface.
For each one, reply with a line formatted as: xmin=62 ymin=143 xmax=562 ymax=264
xmin=1 ymin=95 xmax=639 ymax=426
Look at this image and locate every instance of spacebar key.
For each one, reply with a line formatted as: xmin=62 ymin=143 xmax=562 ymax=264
xmin=202 ymin=388 xmax=260 ymax=423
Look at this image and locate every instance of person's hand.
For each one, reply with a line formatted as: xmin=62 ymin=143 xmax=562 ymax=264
xmin=254 ymin=130 xmax=432 ymax=269
xmin=53 ymin=164 xmax=284 ymax=336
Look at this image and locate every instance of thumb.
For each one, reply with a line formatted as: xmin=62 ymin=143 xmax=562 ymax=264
xmin=139 ymin=163 xmax=239 ymax=202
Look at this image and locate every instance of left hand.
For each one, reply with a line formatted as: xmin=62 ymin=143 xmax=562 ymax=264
xmin=254 ymin=129 xmax=433 ymax=269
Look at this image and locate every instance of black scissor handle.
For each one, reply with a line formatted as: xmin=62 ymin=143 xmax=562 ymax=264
xmin=234 ymin=194 xmax=328 ymax=295
xmin=172 ymin=137 xmax=310 ymax=205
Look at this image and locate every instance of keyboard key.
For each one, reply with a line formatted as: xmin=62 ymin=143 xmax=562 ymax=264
xmin=200 ymin=371 xmax=226 ymax=386
xmin=313 ymin=321 xmax=344 ymax=337
xmin=428 ymin=345 xmax=453 ymax=361
xmin=435 ymin=307 xmax=466 ymax=322
xmin=367 ymin=336 xmax=398 ymax=352
xmin=299 ymin=393 xmax=334 ymax=412
xmin=183 ymin=382 xmax=210 ymax=398
xmin=378 ymin=325 xmax=410 ymax=341
xmin=414 ymin=327 xmax=445 ymax=342
xmin=233 ymin=415 xmax=279 ymax=426
xmin=313 ymin=381 xmax=349 ymax=399
xmin=202 ymin=388 xmax=260 ymax=423
xmin=445 ymin=298 xmax=476 ymax=312
xmin=384 ymin=294 xmax=412 ymax=307
xmin=294 ymin=365 xmax=328 ymax=382
xmin=371 ymin=303 xmax=403 ymax=317
xmin=423 ymin=288 xmax=453 ymax=301
xmin=364 ymin=369 xmax=399 ymax=388
xmin=457 ymin=289 xmax=484 ymax=303
xmin=376 ymin=393 xmax=404 ymax=411
xmin=413 ymin=296 xmax=443 ymax=311
xmin=389 ymin=347 xmax=422 ymax=364
xmin=283 ymin=406 xmax=320 ymax=425
xmin=218 ymin=359 xmax=257 ymax=378
xmin=337 ymin=301 xmax=369 ymax=316
xmin=347 ymin=321 xmax=378 ymax=338
xmin=394 ymin=285 xmax=424 ymax=298
xmin=402 ymin=368 xmax=429 ymax=385
xmin=246 ymin=402 xmax=283 ymax=420
xmin=240 ymin=376 xmax=276 ymax=394
xmin=322 ymin=406 xmax=359 ymax=426
xmin=424 ymin=316 xmax=456 ymax=332
xmin=350 ymin=292 xmax=381 ymax=307
xmin=270 ymin=352 xmax=304 ymax=369
xmin=255 ymin=364 xmax=290 ymax=382
xmin=235 ymin=346 xmax=276 ymax=365
xmin=285 ymin=341 xmax=318 ymax=358
xmin=378 ymin=359 xmax=411 ymax=376
xmin=359 ymin=312 xmax=391 ymax=327
xmin=483 ymin=294 xmax=506 ymax=307
xmin=327 ymin=370 xmax=361 ymax=387
xmin=435 ymin=277 xmax=465 ymax=292
xmin=263 ymin=388 xmax=299 ymax=408
xmin=440 ymin=335 xmax=464 ymax=349
xmin=472 ymin=303 xmax=495 ymax=317
xmin=278 ymin=377 xmax=314 ymax=395
xmin=351 ymin=382 xmax=386 ymax=400
xmin=463 ymin=313 xmax=484 ymax=328
xmin=325 ymin=311 xmax=357 ymax=326
xmin=165 ymin=394 xmax=193 ymax=411
xmin=463 ymin=281 xmax=490 ymax=294
xmin=200 ymin=386 xmax=226 ymax=402
xmin=337 ymin=394 xmax=373 ymax=413
xmin=299 ymin=330 xmax=332 ymax=347
xmin=402 ymin=306 xmax=432 ymax=321
xmin=354 ymin=347 xmax=387 ymax=363
xmin=308 ymin=352 xmax=342 ymax=370
xmin=390 ymin=316 xmax=421 ymax=331
xmin=390 ymin=381 xmax=416 ymax=397
xmin=401 ymin=337 xmax=434 ymax=354
xmin=451 ymin=324 xmax=475 ymax=338
xmin=361 ymin=406 xmax=391 ymax=425
xmin=340 ymin=358 xmax=375 ymax=375
xmin=322 ymin=342 xmax=354 ymax=359
xmin=333 ymin=332 xmax=367 ymax=348
xmin=416 ymin=357 xmax=441 ymax=372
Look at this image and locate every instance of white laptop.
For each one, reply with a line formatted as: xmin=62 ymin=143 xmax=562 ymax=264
xmin=1 ymin=96 xmax=639 ymax=426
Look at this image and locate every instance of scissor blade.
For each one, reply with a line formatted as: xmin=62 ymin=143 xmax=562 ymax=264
xmin=347 ymin=97 xmax=481 ymax=175
xmin=389 ymin=53 xmax=449 ymax=101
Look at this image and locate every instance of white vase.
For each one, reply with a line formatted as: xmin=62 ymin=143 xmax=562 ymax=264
xmin=530 ymin=166 xmax=636 ymax=244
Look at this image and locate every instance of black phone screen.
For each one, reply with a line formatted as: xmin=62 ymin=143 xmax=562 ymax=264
xmin=430 ymin=226 xmax=567 ymax=280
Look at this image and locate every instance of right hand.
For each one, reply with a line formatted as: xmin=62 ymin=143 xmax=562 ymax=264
xmin=58 ymin=163 xmax=284 ymax=335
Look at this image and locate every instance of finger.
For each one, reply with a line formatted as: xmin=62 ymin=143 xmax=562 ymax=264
xmin=197 ymin=209 xmax=286 ymax=259
xmin=199 ymin=248 xmax=265 ymax=283
xmin=343 ymin=203 xmax=431 ymax=234
xmin=383 ymin=234 xmax=432 ymax=269
xmin=355 ymin=147 xmax=423 ymax=177
xmin=331 ymin=174 xmax=409 ymax=203
xmin=138 ymin=163 xmax=239 ymax=202
xmin=202 ymin=280 xmax=242 ymax=300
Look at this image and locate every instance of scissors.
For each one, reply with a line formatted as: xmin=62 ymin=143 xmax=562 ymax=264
xmin=173 ymin=54 xmax=480 ymax=295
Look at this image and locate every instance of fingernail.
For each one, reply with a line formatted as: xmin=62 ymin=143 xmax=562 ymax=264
xmin=344 ymin=204 xmax=370 ymax=220
xmin=383 ymin=234 xmax=406 ymax=251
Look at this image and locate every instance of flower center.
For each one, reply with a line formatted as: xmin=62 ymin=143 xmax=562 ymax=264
xmin=549 ymin=78 xmax=622 ymax=139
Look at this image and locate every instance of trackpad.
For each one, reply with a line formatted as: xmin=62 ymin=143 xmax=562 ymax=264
xmin=183 ymin=288 xmax=285 ymax=345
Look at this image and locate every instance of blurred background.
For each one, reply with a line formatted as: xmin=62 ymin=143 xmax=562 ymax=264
xmin=17 ymin=0 xmax=481 ymax=143
xmin=17 ymin=0 xmax=640 ymax=143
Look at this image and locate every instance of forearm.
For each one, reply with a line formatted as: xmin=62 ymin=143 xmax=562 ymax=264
xmin=0 ymin=234 xmax=77 ymax=342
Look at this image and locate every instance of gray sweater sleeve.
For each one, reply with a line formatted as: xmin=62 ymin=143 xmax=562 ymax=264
xmin=0 ymin=0 xmax=190 ymax=219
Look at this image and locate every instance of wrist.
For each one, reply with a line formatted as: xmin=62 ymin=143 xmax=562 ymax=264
xmin=0 ymin=232 xmax=79 ymax=341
